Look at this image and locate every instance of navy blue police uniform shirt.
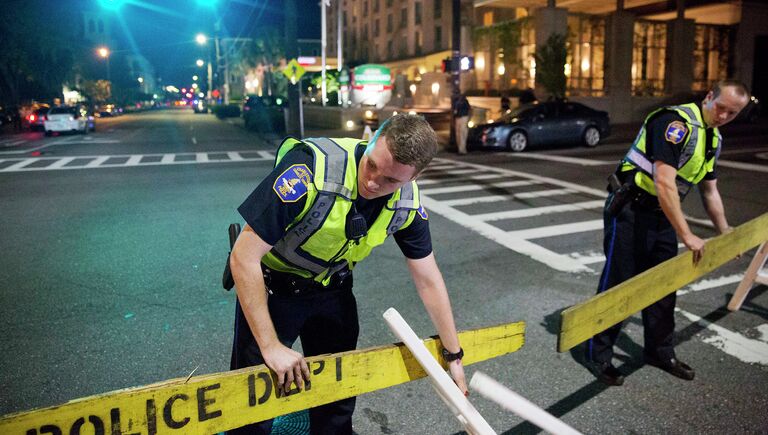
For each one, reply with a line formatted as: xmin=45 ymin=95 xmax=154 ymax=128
xmin=646 ymin=111 xmax=717 ymax=181
xmin=238 ymin=143 xmax=432 ymax=259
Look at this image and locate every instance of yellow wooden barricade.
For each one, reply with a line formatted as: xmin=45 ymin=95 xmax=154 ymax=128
xmin=558 ymin=212 xmax=768 ymax=353
xmin=2 ymin=321 xmax=525 ymax=435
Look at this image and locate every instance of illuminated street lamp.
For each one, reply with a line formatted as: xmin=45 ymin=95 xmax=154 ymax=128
xmin=196 ymin=59 xmax=205 ymax=67
xmin=192 ymin=75 xmax=199 ymax=81
xmin=97 ymin=46 xmax=111 ymax=83
xmin=196 ymin=33 xmax=207 ymax=45
xmin=137 ymin=77 xmax=144 ymax=83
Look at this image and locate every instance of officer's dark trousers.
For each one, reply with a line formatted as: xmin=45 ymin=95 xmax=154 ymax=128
xmin=587 ymin=196 xmax=678 ymax=364
xmin=229 ymin=280 xmax=359 ymax=435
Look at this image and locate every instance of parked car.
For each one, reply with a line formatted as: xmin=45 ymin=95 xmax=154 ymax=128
xmin=27 ymin=105 xmax=51 ymax=131
xmin=44 ymin=106 xmax=88 ymax=136
xmin=467 ymin=100 xmax=611 ymax=152
xmin=242 ymin=95 xmax=286 ymax=134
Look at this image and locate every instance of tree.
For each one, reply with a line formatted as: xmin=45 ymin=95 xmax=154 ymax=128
xmin=534 ymin=33 xmax=568 ymax=100
xmin=241 ymin=28 xmax=286 ymax=97
xmin=83 ymin=80 xmax=112 ymax=103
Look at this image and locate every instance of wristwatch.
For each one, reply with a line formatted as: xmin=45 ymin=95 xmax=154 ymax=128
xmin=441 ymin=347 xmax=464 ymax=362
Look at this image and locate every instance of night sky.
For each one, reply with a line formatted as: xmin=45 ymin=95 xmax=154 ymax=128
xmin=4 ymin=0 xmax=321 ymax=88
xmin=110 ymin=0 xmax=321 ymax=86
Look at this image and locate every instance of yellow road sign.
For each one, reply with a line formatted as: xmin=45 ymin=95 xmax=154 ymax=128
xmin=283 ymin=59 xmax=306 ymax=84
xmin=558 ymin=212 xmax=768 ymax=352
xmin=1 ymin=321 xmax=525 ymax=434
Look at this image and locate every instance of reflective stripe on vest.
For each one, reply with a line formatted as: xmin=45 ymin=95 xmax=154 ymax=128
xmin=621 ymin=103 xmax=718 ymax=199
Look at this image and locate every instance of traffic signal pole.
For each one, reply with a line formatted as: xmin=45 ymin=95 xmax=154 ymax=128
xmin=450 ymin=0 xmax=461 ymax=149
xmin=285 ymin=0 xmax=302 ymax=137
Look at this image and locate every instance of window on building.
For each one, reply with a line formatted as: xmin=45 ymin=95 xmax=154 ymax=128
xmin=374 ymin=0 xmax=379 ymax=13
xmin=401 ymin=8 xmax=407 ymax=28
xmin=434 ymin=0 xmax=442 ymax=19
xmin=566 ymin=14 xmax=605 ymax=97
xmin=374 ymin=19 xmax=380 ymax=37
xmin=473 ymin=18 xmax=535 ymax=91
xmin=632 ymin=20 xmax=667 ymax=96
xmin=483 ymin=11 xmax=494 ymax=26
xmin=388 ymin=40 xmax=394 ymax=58
xmin=435 ymin=26 xmax=442 ymax=50
xmin=364 ymin=1 xmax=368 ymax=15
xmin=386 ymin=0 xmax=393 ymax=7
xmin=387 ymin=14 xmax=393 ymax=32
xmin=415 ymin=2 xmax=422 ymax=25
xmin=343 ymin=12 xmax=347 ymax=26
xmin=415 ymin=31 xmax=423 ymax=55
xmin=98 ymin=20 xmax=104 ymax=33
xmin=400 ymin=38 xmax=408 ymax=58
xmin=693 ymin=24 xmax=733 ymax=92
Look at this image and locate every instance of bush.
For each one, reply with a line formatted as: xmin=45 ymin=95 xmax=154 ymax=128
xmin=211 ymin=104 xmax=241 ymax=118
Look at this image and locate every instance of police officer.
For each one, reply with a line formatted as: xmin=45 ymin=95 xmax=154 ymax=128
xmin=586 ymin=80 xmax=750 ymax=386
xmin=228 ymin=114 xmax=467 ymax=434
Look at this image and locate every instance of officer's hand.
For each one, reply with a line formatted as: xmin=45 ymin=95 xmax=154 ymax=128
xmin=262 ymin=343 xmax=310 ymax=395
xmin=682 ymin=233 xmax=706 ymax=265
xmin=448 ymin=359 xmax=469 ymax=396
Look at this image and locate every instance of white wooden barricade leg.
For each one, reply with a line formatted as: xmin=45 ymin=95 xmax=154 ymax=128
xmin=469 ymin=372 xmax=582 ymax=435
xmin=382 ymin=308 xmax=496 ymax=435
xmin=728 ymin=241 xmax=768 ymax=312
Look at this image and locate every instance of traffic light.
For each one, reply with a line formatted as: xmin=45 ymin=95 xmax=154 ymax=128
xmin=441 ymin=58 xmax=454 ymax=73
xmin=442 ymin=56 xmax=475 ymax=72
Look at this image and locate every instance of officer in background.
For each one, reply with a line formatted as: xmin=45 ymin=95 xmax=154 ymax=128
xmin=452 ymin=93 xmax=471 ymax=155
xmin=586 ymin=80 xmax=750 ymax=386
xmin=228 ymin=114 xmax=467 ymax=434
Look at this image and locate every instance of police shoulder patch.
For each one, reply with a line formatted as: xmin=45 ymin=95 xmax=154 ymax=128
xmin=664 ymin=120 xmax=688 ymax=144
xmin=273 ymin=164 xmax=313 ymax=203
xmin=417 ymin=205 xmax=429 ymax=220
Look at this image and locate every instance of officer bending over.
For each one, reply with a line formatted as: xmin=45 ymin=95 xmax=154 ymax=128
xmin=586 ymin=80 xmax=750 ymax=386
xmin=228 ymin=114 xmax=467 ymax=434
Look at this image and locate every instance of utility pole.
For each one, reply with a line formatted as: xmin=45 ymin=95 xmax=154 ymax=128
xmin=450 ymin=0 xmax=461 ymax=149
xmin=285 ymin=0 xmax=303 ymax=137
xmin=321 ymin=0 xmax=329 ymax=106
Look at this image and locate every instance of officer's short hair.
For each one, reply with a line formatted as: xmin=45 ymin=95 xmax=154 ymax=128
xmin=380 ymin=114 xmax=438 ymax=175
xmin=712 ymin=79 xmax=750 ymax=99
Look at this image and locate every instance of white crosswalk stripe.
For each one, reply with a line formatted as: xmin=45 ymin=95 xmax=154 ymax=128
xmin=0 ymin=150 xmax=275 ymax=173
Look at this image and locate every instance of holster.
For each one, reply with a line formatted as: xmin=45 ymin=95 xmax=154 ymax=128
xmin=222 ymin=223 xmax=241 ymax=290
xmin=605 ymin=173 xmax=633 ymax=217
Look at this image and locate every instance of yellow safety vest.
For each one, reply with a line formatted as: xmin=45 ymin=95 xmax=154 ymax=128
xmin=620 ymin=102 xmax=721 ymax=198
xmin=262 ymin=137 xmax=421 ymax=285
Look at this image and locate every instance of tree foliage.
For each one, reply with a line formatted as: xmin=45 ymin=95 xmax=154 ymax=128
xmin=534 ymin=33 xmax=568 ymax=100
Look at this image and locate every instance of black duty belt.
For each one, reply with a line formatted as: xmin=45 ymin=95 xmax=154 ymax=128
xmin=263 ymin=266 xmax=352 ymax=297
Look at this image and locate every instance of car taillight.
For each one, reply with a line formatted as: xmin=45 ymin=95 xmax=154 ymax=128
xmin=29 ymin=114 xmax=36 ymax=122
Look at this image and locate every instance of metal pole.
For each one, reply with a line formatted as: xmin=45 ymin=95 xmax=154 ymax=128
xmin=337 ymin=0 xmax=342 ymax=105
xmin=450 ymin=0 xmax=461 ymax=149
xmin=321 ymin=0 xmax=328 ymax=106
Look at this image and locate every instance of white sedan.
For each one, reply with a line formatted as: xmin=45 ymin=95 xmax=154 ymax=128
xmin=44 ymin=106 xmax=88 ymax=136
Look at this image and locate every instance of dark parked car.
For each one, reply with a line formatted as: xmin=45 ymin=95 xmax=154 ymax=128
xmin=242 ymin=95 xmax=286 ymax=134
xmin=468 ymin=100 xmax=611 ymax=152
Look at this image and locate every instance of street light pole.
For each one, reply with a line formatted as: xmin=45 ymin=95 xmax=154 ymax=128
xmin=321 ymin=0 xmax=329 ymax=106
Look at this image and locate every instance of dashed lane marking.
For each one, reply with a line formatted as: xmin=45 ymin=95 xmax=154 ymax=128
xmin=0 ymin=150 xmax=275 ymax=172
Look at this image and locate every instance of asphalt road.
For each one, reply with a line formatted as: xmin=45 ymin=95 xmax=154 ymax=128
xmin=1 ymin=109 xmax=767 ymax=434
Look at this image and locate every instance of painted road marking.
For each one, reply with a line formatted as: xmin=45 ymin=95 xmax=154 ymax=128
xmin=474 ymin=200 xmax=604 ymax=222
xmin=676 ymin=308 xmax=768 ymax=365
xmin=717 ymin=160 xmax=768 ymax=173
xmin=0 ymin=151 xmax=275 ymax=173
xmin=504 ymin=152 xmax=615 ymax=166
xmin=506 ymin=219 xmax=604 ymax=240
xmin=420 ymin=180 xmax=541 ymax=195
xmin=419 ymin=173 xmax=501 ymax=186
xmin=677 ymin=274 xmax=744 ymax=296
xmin=192 ymin=136 xmax=198 ymax=144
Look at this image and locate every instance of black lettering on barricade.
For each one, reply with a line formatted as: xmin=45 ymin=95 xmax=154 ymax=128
xmin=312 ymin=360 xmax=325 ymax=375
xmin=248 ymin=372 xmax=273 ymax=406
xmin=69 ymin=416 xmax=105 ymax=435
xmin=162 ymin=394 xmax=190 ymax=429
xmin=39 ymin=425 xmax=62 ymax=435
xmin=145 ymin=399 xmax=157 ymax=435
xmin=197 ymin=384 xmax=222 ymax=422
xmin=335 ymin=357 xmax=342 ymax=382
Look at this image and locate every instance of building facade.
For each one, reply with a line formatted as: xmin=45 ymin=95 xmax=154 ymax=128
xmin=328 ymin=0 xmax=767 ymax=123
